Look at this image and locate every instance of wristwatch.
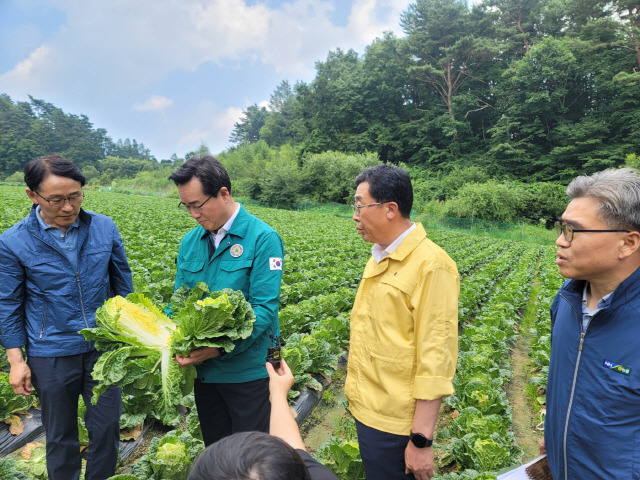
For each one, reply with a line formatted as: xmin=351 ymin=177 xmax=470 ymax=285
xmin=409 ymin=431 xmax=433 ymax=448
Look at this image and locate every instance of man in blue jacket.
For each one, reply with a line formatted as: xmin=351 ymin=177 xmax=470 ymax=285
xmin=169 ymin=156 xmax=284 ymax=446
xmin=0 ymin=155 xmax=133 ymax=480
xmin=543 ymin=167 xmax=640 ymax=479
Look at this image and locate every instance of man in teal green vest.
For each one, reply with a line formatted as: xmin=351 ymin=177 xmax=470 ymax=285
xmin=169 ymin=156 xmax=284 ymax=446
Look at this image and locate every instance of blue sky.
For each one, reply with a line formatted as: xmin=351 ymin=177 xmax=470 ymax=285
xmin=0 ymin=0 xmax=412 ymax=161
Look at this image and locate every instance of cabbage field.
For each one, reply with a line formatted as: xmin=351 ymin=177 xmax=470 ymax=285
xmin=0 ymin=185 xmax=563 ymax=479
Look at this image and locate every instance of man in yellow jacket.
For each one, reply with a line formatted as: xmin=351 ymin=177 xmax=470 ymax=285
xmin=345 ymin=164 xmax=459 ymax=480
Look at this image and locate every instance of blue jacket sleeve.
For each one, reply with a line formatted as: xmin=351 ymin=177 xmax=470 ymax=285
xmin=0 ymin=236 xmax=27 ymax=349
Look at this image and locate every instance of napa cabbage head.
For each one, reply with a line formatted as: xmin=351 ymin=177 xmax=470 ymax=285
xmin=82 ymin=293 xmax=189 ymax=425
xmin=131 ymin=429 xmax=204 ymax=480
xmin=81 ymin=285 xmax=255 ymax=425
xmin=170 ymin=287 xmax=256 ymax=356
xmin=15 ymin=444 xmax=47 ymax=480
xmin=92 ymin=294 xmax=175 ymax=351
xmin=472 ymin=437 xmax=510 ymax=472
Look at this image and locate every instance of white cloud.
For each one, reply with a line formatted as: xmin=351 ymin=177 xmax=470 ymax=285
xmin=348 ymin=0 xmax=409 ymax=43
xmin=11 ymin=45 xmax=53 ymax=77
xmin=2 ymin=1 xmax=411 ymax=93
xmin=215 ymin=106 xmax=244 ymax=131
xmin=132 ymin=95 xmax=173 ymax=112
xmin=173 ymin=103 xmax=243 ymax=155
xmin=0 ymin=45 xmax=57 ymax=94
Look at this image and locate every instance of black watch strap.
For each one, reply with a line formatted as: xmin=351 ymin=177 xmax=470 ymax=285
xmin=409 ymin=431 xmax=433 ymax=448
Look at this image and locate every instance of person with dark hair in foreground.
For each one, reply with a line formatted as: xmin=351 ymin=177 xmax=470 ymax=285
xmin=0 ymin=155 xmax=133 ymax=480
xmin=188 ymin=359 xmax=338 ymax=480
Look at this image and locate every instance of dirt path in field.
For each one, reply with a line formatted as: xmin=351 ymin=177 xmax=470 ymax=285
xmin=507 ymin=329 xmax=543 ymax=461
xmin=300 ymin=372 xmax=349 ymax=454
xmin=506 ymin=269 xmax=545 ymax=463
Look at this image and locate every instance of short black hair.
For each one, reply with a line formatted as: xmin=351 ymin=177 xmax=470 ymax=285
xmin=187 ymin=431 xmax=312 ymax=480
xmin=24 ymin=155 xmax=86 ymax=192
xmin=168 ymin=155 xmax=231 ymax=197
xmin=355 ymin=164 xmax=413 ymax=218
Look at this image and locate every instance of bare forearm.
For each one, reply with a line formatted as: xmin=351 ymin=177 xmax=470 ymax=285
xmin=412 ymin=398 xmax=442 ymax=437
xmin=405 ymin=398 xmax=442 ymax=479
xmin=269 ymin=394 xmax=306 ymax=450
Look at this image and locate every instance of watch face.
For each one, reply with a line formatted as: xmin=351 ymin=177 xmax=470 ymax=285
xmin=410 ymin=432 xmax=433 ymax=448
xmin=411 ymin=433 xmax=426 ymax=448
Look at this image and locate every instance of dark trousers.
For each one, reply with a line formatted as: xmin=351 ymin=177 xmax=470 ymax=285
xmin=356 ymin=419 xmax=414 ymax=480
xmin=28 ymin=351 xmax=122 ymax=480
xmin=194 ymin=377 xmax=270 ymax=446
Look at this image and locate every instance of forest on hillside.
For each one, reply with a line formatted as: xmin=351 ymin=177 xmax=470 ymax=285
xmin=231 ymin=0 xmax=640 ymax=182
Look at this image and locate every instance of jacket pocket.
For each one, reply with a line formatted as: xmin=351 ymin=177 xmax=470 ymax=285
xmin=218 ymin=260 xmax=253 ymax=293
xmin=356 ymin=342 xmax=416 ymax=420
xmin=219 ymin=260 xmax=253 ymax=272
xmin=177 ymin=260 xmax=206 ymax=287
xmin=25 ymin=256 xmax=74 ymax=296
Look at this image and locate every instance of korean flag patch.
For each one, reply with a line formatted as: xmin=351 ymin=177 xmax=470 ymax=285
xmin=269 ymin=257 xmax=283 ymax=271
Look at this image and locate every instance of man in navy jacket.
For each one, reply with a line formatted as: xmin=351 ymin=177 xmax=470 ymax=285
xmin=543 ymin=167 xmax=640 ymax=479
xmin=0 ymin=155 xmax=133 ymax=480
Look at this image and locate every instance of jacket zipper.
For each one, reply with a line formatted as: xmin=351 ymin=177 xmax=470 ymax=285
xmin=28 ymin=231 xmax=89 ymax=334
xmin=76 ymin=271 xmax=89 ymax=328
xmin=559 ymin=291 xmax=594 ymax=480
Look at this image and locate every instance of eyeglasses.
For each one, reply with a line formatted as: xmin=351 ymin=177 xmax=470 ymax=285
xmin=35 ymin=191 xmax=84 ymax=207
xmin=554 ymin=221 xmax=630 ymax=242
xmin=351 ymin=202 xmax=389 ymax=213
xmin=178 ymin=196 xmax=212 ymax=214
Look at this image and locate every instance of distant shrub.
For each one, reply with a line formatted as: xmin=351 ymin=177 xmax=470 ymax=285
xmin=3 ymin=171 xmax=23 ymax=183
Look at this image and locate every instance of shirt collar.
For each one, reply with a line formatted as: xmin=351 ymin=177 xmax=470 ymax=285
xmin=372 ymin=223 xmax=416 ymax=263
xmin=210 ymin=203 xmax=241 ymax=240
xmin=581 ymin=282 xmax=613 ymax=314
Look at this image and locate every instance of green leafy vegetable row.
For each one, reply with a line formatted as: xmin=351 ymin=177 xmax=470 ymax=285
xmin=437 ymin=246 xmax=542 ymax=478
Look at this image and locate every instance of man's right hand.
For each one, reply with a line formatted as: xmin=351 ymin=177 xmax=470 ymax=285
xmin=7 ymin=348 xmax=32 ymax=396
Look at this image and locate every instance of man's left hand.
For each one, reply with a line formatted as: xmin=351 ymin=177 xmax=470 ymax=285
xmin=405 ymin=442 xmax=435 ymax=480
xmin=175 ymin=347 xmax=221 ymax=366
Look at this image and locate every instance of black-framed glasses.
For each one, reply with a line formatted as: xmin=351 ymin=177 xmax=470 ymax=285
xmin=35 ymin=191 xmax=84 ymax=207
xmin=178 ymin=196 xmax=212 ymax=214
xmin=554 ymin=221 xmax=630 ymax=242
xmin=351 ymin=202 xmax=389 ymax=213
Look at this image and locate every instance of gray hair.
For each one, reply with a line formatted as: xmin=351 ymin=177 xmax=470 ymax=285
xmin=566 ymin=167 xmax=640 ymax=230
